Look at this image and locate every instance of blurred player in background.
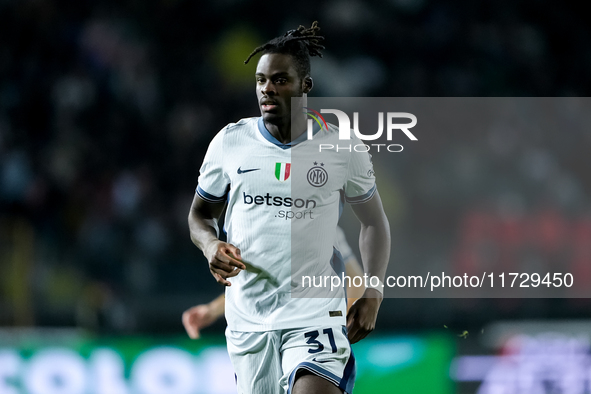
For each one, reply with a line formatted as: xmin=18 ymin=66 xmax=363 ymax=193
xmin=183 ymin=227 xmax=366 ymax=339
xmin=188 ymin=21 xmax=390 ymax=394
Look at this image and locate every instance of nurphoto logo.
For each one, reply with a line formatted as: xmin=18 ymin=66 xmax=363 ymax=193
xmin=305 ymin=108 xmax=417 ymax=153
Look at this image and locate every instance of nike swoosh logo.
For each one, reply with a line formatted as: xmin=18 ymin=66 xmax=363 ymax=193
xmin=312 ymin=358 xmax=334 ymax=364
xmin=237 ymin=167 xmax=260 ymax=174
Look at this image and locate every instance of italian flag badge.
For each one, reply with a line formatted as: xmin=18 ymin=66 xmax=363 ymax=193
xmin=275 ymin=162 xmax=291 ymax=181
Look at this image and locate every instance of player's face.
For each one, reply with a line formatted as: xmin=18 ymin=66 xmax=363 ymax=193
xmin=255 ymin=53 xmax=305 ymax=124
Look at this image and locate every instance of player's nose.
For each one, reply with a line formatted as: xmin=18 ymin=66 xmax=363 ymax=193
xmin=261 ymin=80 xmax=276 ymax=95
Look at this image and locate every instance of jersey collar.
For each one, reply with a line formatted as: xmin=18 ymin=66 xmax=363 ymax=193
xmin=257 ymin=117 xmax=321 ymax=150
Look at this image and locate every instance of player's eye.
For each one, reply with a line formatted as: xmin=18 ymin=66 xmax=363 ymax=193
xmin=275 ymin=78 xmax=287 ymax=84
xmin=256 ymin=78 xmax=265 ymax=83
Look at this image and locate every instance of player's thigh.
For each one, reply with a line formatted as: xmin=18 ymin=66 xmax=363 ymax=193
xmin=280 ymin=326 xmax=355 ymax=394
xmin=226 ymin=328 xmax=283 ymax=394
xmin=292 ymin=370 xmax=344 ymax=394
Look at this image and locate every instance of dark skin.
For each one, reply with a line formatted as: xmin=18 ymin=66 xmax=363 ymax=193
xmin=255 ymin=53 xmax=311 ymax=144
xmin=292 ymin=370 xmax=344 ymax=394
xmin=188 ymin=52 xmax=390 ymax=394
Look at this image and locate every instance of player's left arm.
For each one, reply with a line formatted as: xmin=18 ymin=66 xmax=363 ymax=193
xmin=346 ymin=190 xmax=390 ymax=344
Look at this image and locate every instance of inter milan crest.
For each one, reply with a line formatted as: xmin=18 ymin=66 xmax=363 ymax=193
xmin=307 ymin=162 xmax=328 ymax=187
xmin=275 ymin=162 xmax=291 ymax=182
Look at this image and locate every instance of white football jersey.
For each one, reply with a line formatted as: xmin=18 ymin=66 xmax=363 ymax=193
xmin=335 ymin=226 xmax=354 ymax=264
xmin=197 ymin=117 xmax=375 ymax=331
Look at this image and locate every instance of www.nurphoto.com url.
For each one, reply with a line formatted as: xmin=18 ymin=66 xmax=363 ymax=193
xmin=302 ymin=272 xmax=574 ymax=292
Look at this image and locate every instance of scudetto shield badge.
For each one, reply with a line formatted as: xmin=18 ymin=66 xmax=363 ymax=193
xmin=275 ymin=162 xmax=291 ymax=181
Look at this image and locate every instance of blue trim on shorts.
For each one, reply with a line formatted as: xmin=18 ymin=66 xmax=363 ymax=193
xmin=287 ymin=362 xmax=341 ymax=394
xmin=287 ymin=329 xmax=356 ymax=394
xmin=340 ymin=348 xmax=356 ymax=394
xmin=341 ymin=326 xmax=356 ymax=393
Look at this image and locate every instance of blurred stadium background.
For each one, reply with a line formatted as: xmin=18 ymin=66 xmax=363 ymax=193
xmin=1 ymin=0 xmax=590 ymax=393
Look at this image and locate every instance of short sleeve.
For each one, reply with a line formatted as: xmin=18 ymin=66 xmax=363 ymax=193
xmin=343 ymin=138 xmax=376 ymax=204
xmin=196 ymin=128 xmax=230 ymax=202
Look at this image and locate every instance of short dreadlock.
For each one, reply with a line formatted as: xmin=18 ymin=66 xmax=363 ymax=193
xmin=244 ymin=21 xmax=325 ymax=79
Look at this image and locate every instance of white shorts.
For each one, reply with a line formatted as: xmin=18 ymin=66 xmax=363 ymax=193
xmin=226 ymin=325 xmax=356 ymax=394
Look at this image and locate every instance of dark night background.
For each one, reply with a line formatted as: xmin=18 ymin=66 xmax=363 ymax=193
xmin=1 ymin=0 xmax=590 ymax=339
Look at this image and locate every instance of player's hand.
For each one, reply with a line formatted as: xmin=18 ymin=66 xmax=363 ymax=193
xmin=204 ymin=240 xmax=245 ymax=286
xmin=182 ymin=304 xmax=217 ymax=339
xmin=346 ymin=288 xmax=383 ymax=344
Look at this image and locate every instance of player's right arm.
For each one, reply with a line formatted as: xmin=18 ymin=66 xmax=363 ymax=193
xmin=188 ymin=194 xmax=245 ymax=286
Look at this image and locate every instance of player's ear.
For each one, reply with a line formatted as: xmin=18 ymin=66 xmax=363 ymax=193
xmin=303 ymin=77 xmax=313 ymax=93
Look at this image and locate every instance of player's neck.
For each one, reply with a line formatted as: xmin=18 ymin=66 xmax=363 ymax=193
xmin=264 ymin=115 xmax=306 ymax=144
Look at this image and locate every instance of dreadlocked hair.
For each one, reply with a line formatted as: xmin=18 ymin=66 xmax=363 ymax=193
xmin=244 ymin=21 xmax=325 ymax=78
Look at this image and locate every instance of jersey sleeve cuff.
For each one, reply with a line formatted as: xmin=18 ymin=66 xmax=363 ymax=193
xmin=196 ymin=185 xmax=227 ymax=203
xmin=345 ymin=184 xmax=376 ymax=205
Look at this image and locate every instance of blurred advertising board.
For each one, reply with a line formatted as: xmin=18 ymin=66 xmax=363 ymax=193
xmin=0 ymin=329 xmax=454 ymax=394
xmin=451 ymin=320 xmax=591 ymax=393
